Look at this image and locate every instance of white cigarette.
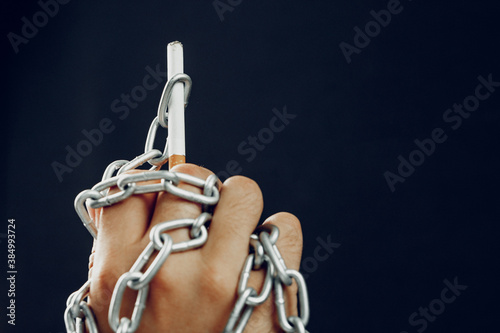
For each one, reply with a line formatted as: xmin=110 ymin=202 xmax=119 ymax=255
xmin=167 ymin=41 xmax=186 ymax=169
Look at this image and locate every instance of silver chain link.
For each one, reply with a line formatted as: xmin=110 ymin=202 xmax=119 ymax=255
xmin=64 ymin=71 xmax=311 ymax=333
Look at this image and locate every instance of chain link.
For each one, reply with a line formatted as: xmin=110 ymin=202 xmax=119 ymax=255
xmin=157 ymin=73 xmax=192 ymax=128
xmin=144 ymin=116 xmax=169 ymax=166
xmin=237 ymin=254 xmax=275 ymax=306
xmin=108 ymin=272 xmax=149 ymax=332
xmin=64 ymin=70 xmax=311 ymax=333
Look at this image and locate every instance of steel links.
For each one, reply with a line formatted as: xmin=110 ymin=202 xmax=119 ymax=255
xmin=64 ymin=280 xmax=98 ymax=333
xmin=190 ymin=212 xmax=212 ymax=238
xmin=117 ymin=150 xmax=163 ymax=175
xmin=116 ymin=318 xmax=132 ymax=333
xmin=249 ymin=234 xmax=265 ymax=269
xmin=74 ymin=190 xmax=103 ymax=239
xmin=67 ymin=152 xmax=221 ymax=333
xmin=116 ymin=170 xmax=179 ymax=194
xmin=89 ymin=182 xmax=137 ymax=209
xmin=224 ymin=226 xmax=311 ymax=333
xmin=223 ymin=287 xmax=257 ymax=333
xmin=108 ymin=272 xmax=149 ymax=333
xmin=237 ymin=254 xmax=275 ymax=306
xmin=157 ymin=73 xmax=192 ymax=128
xmin=202 ymin=174 xmax=219 ymax=213
xmin=274 ymin=269 xmax=310 ymax=333
xmin=65 ymin=69 xmax=312 ymax=332
xmin=151 ymin=218 xmax=208 ymax=252
xmin=80 ymin=302 xmax=98 ymax=333
xmin=67 ymin=279 xmax=90 ymax=317
xmin=164 ymin=172 xmax=219 ymax=205
xmin=101 ymin=160 xmax=129 ymax=182
xmin=259 ymin=226 xmax=293 ymax=286
xmin=74 ymin=169 xmax=217 ymax=240
xmin=289 ymin=316 xmax=309 ymax=333
xmin=144 ymin=116 xmax=169 ymax=166
xmin=128 ymin=234 xmax=173 ymax=290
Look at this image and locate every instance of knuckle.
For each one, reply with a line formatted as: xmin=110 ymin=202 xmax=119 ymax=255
xmin=148 ymin=259 xmax=182 ymax=294
xmin=107 ymin=169 xmax=146 ymax=195
xmin=223 ymin=176 xmax=263 ymax=207
xmin=149 ymin=272 xmax=174 ymax=295
xmin=89 ymin=269 xmax=117 ymax=312
xmin=158 ymin=190 xmax=202 ymax=217
xmin=171 ymin=163 xmax=208 ymax=178
xmin=171 ymin=163 xmax=198 ymax=174
xmin=148 ymin=254 xmax=197 ymax=295
xmin=198 ymin=263 xmax=237 ymax=304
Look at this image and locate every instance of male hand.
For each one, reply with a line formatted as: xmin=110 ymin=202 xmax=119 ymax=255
xmin=87 ymin=163 xmax=303 ymax=332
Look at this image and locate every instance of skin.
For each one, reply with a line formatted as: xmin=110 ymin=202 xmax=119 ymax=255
xmin=87 ymin=163 xmax=303 ymax=333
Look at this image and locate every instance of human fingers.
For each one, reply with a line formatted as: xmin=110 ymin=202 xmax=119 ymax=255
xmin=202 ymin=175 xmax=264 ymax=277
xmin=148 ymin=163 xmax=219 ymax=245
xmin=88 ymin=170 xmax=163 ymax=333
xmin=97 ymin=169 xmax=160 ymax=246
xmin=246 ymin=212 xmax=303 ymax=332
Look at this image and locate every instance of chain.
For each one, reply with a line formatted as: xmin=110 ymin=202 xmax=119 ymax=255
xmin=64 ymin=71 xmax=310 ymax=333
xmin=224 ymin=224 xmax=310 ymax=333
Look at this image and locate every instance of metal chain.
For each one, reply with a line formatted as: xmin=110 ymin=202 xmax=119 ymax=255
xmin=224 ymin=225 xmax=310 ymax=333
xmin=64 ymin=71 xmax=311 ymax=333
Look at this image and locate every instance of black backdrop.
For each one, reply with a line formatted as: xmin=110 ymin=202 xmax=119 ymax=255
xmin=3 ymin=0 xmax=500 ymax=332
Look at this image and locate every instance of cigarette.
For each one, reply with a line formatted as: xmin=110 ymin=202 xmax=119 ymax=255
xmin=167 ymin=41 xmax=186 ymax=169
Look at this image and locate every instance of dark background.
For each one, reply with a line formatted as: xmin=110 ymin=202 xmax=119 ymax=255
xmin=3 ymin=0 xmax=500 ymax=332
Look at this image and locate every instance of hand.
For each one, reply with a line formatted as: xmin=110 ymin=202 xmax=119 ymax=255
xmin=87 ymin=163 xmax=303 ymax=332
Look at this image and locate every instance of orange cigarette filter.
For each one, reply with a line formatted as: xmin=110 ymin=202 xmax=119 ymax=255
xmin=169 ymin=154 xmax=186 ymax=169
